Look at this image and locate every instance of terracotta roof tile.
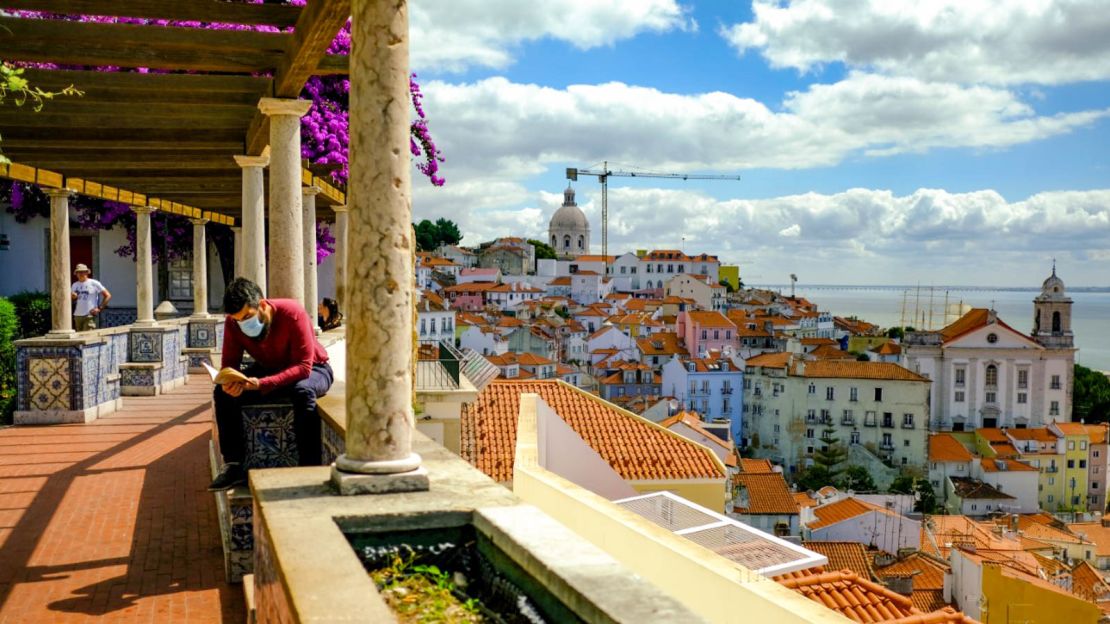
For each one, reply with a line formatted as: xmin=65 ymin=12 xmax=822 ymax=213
xmin=733 ymin=473 xmax=799 ymax=515
xmin=683 ymin=310 xmax=736 ymax=329
xmin=809 ymin=498 xmax=901 ymax=530
xmin=877 ymin=553 xmax=949 ymax=591
xmin=978 ymin=458 xmax=1037 ymax=472
xmin=745 ymin=352 xmax=792 ymax=368
xmin=776 ymin=569 xmax=918 ymax=623
xmin=1006 ymin=428 xmax=1057 ymax=442
xmin=1067 ymin=522 xmax=1110 ymax=557
xmin=795 ymin=492 xmax=819 ymax=508
xmin=739 ymin=458 xmax=774 ymax=474
xmin=1072 ymin=560 xmax=1110 ymax=602
xmin=929 ymin=434 xmax=973 ymax=463
xmin=803 ymin=542 xmax=876 ymax=580
xmin=635 ymin=332 xmax=688 ymax=357
xmin=939 ymin=309 xmax=991 ymax=342
xmin=460 ymin=380 xmax=725 ymax=483
xmin=949 ymin=477 xmax=1014 ymax=500
xmin=1054 ymin=422 xmax=1090 ymax=436
xmin=794 ymin=361 xmax=930 ymax=383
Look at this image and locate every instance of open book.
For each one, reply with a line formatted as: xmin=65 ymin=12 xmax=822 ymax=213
xmin=201 ymin=361 xmax=250 ymax=385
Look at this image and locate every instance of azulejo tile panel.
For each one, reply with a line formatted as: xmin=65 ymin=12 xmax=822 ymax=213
xmin=242 ymin=404 xmax=298 ymax=469
xmin=120 ymin=367 xmax=155 ymax=388
xmin=188 ymin=321 xmax=219 ymax=348
xmin=321 ymin=420 xmax=345 ymax=465
xmin=129 ymin=330 xmax=164 ymax=363
xmin=27 ymin=357 xmax=71 ymax=410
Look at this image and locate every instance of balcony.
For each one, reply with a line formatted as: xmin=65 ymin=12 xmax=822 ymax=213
xmin=864 ymin=419 xmax=877 ymax=428
xmin=722 ymin=387 xmax=734 ymax=395
xmin=1045 ymin=466 xmax=1059 ymax=473
xmin=880 ymin=442 xmax=895 ymax=451
xmin=881 ymin=420 xmax=894 ymax=429
xmin=841 ymin=417 xmax=855 ymax=426
xmin=901 ymin=422 xmax=915 ymax=429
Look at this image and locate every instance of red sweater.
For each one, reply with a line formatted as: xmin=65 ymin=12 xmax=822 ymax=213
xmin=221 ymin=299 xmax=329 ymax=393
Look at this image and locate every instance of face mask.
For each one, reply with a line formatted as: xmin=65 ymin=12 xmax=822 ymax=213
xmin=238 ymin=313 xmax=265 ymax=338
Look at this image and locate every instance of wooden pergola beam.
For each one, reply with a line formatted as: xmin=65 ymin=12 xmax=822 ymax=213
xmin=0 ymin=16 xmax=290 ymax=72
xmin=19 ymin=68 xmax=272 ymax=94
xmin=0 ymin=0 xmax=303 ymax=27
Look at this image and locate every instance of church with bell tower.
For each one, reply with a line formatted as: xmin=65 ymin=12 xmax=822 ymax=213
xmin=1032 ymin=262 xmax=1074 ymax=350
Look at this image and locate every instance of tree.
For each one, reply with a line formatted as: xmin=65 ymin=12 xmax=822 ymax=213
xmin=528 ymin=239 xmax=557 ymax=260
xmin=719 ymin=279 xmax=735 ymax=293
xmin=812 ymin=427 xmax=847 ymax=481
xmin=889 ymin=472 xmax=915 ymax=494
xmin=413 ymin=218 xmax=463 ymax=252
xmin=914 ymin=479 xmax=939 ymax=514
xmin=885 ymin=326 xmax=916 ymax=340
xmin=795 ymin=465 xmax=835 ymax=492
xmin=838 ymin=465 xmax=876 ymax=492
xmin=1074 ymin=364 xmax=1110 ymax=423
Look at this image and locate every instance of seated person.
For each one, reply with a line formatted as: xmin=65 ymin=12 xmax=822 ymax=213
xmin=208 ymin=278 xmax=334 ymax=491
xmin=318 ymin=297 xmax=343 ymax=331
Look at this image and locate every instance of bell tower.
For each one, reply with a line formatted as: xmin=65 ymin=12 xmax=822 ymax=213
xmin=1032 ymin=262 xmax=1073 ymax=349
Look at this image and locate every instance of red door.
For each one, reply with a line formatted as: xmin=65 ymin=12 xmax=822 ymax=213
xmin=69 ymin=235 xmax=94 ymax=276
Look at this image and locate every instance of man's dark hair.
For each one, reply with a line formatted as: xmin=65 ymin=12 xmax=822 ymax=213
xmin=223 ymin=278 xmax=263 ymax=314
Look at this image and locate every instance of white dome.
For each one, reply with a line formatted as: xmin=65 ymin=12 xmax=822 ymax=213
xmin=550 ymin=203 xmax=589 ymax=230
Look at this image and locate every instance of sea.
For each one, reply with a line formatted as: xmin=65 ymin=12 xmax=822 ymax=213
xmin=750 ymin=285 xmax=1110 ymax=372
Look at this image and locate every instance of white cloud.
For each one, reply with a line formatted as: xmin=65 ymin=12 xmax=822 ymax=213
xmin=722 ymin=0 xmax=1110 ymax=85
xmin=420 ymin=75 xmax=1107 ymax=178
xmin=409 ymin=0 xmax=691 ymax=72
xmin=592 ymin=186 xmax=1110 ymax=284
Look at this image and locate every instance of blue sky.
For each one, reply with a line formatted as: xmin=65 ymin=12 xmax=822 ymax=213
xmin=407 ymin=0 xmax=1110 ymax=286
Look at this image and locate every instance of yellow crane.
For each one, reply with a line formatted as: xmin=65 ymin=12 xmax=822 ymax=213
xmin=566 ymin=162 xmax=741 ymax=267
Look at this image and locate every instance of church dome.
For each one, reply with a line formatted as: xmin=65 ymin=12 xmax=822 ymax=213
xmin=1041 ymin=265 xmax=1065 ymax=297
xmin=549 ymin=186 xmax=589 ymax=230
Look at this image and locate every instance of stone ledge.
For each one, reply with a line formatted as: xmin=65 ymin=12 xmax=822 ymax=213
xmin=14 ymin=398 xmax=122 ymax=425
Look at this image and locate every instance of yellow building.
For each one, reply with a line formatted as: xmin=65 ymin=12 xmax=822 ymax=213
xmin=1052 ymin=422 xmax=1092 ymax=512
xmin=719 ymin=265 xmax=740 ymax=291
xmin=952 ymin=548 xmax=1100 ymax=622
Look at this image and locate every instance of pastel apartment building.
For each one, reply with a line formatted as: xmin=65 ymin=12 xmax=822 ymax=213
xmin=676 ymin=310 xmax=738 ymax=357
xmin=661 ymin=353 xmax=743 ymax=443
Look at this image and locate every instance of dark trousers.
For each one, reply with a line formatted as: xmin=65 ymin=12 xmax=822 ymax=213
xmin=213 ymin=362 xmax=333 ymax=467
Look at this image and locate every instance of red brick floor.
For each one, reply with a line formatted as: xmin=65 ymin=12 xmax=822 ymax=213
xmin=0 ymin=378 xmax=244 ymax=623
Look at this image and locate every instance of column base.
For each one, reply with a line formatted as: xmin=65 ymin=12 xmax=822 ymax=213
xmin=46 ymin=329 xmax=76 ymax=338
xmin=330 ymin=464 xmax=429 ymax=496
xmin=132 ymin=319 xmax=159 ymax=328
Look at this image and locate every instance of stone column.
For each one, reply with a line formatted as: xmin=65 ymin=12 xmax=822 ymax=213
xmin=234 ymin=154 xmax=269 ymax=293
xmin=332 ymin=0 xmax=427 ymax=494
xmin=230 ymin=226 xmax=243 ymax=279
xmin=44 ymin=188 xmax=74 ymax=336
xmin=132 ymin=205 xmax=158 ymax=327
xmin=332 ymin=205 xmax=349 ymax=314
xmin=191 ymin=218 xmax=210 ymax=317
xmin=257 ymin=98 xmax=311 ymax=303
xmin=302 ymin=185 xmax=321 ymax=328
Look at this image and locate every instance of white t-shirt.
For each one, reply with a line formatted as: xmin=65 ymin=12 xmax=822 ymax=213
xmin=71 ymin=279 xmax=106 ymax=316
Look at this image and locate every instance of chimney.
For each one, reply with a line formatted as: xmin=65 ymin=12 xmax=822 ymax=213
xmin=884 ymin=575 xmax=914 ymax=597
xmin=1010 ymin=514 xmax=1019 ymax=533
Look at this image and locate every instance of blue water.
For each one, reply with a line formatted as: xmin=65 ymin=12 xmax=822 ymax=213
xmin=751 ymin=285 xmax=1110 ymax=371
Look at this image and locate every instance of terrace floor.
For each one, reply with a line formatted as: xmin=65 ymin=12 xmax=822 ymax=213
xmin=0 ymin=378 xmax=242 ymax=623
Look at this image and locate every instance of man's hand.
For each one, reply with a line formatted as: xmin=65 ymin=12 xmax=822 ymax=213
xmin=90 ymin=307 xmax=100 ymax=316
xmin=222 ymin=381 xmax=245 ymax=397
xmin=244 ymin=377 xmax=261 ymax=391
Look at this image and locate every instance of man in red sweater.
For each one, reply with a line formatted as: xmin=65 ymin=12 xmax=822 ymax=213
xmin=208 ymin=278 xmax=333 ymax=491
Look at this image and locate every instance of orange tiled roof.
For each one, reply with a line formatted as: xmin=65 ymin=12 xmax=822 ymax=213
xmin=460 ymin=380 xmax=725 ymax=483
xmin=733 ymin=473 xmax=799 ymax=515
xmin=776 ymin=569 xmax=917 ymax=623
xmin=809 ymin=498 xmax=897 ymax=530
xmin=746 ymin=352 xmax=792 ymax=368
xmin=809 ymin=345 xmax=856 ymax=360
xmin=794 ymin=361 xmax=930 ymax=383
xmin=573 ymin=254 xmax=616 ymax=263
xmin=871 ymin=342 xmax=902 ymax=355
xmin=739 ymin=458 xmax=774 ymax=474
xmin=975 ymin=428 xmax=1009 ymax=443
xmin=1006 ymin=427 xmax=1057 ymax=442
xmin=683 ymin=310 xmax=736 ymax=329
xmin=978 ymin=458 xmax=1037 ymax=472
xmin=803 ymin=542 xmax=875 ymax=580
xmin=1054 ymin=422 xmax=1090 ymax=436
xmin=939 ymin=309 xmax=991 ymax=342
xmin=1087 ymin=423 xmax=1110 ymax=444
xmin=1067 ymin=522 xmax=1110 ymax=557
xmin=877 ymin=552 xmax=948 ymax=591
xmin=1072 ymin=560 xmax=1110 ymax=602
xmin=795 ymin=492 xmax=819 ymax=508
xmin=929 ymin=434 xmax=973 ymax=463
xmin=635 ymin=332 xmax=688 ymax=356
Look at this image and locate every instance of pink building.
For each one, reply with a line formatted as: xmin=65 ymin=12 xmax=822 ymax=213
xmin=677 ymin=310 xmax=738 ymax=357
xmin=442 ymin=282 xmax=495 ymax=311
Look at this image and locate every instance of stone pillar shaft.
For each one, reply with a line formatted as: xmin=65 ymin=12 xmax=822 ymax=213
xmin=230 ymin=226 xmax=243 ymax=280
xmin=333 ymin=206 xmax=349 ymax=315
xmin=334 ymin=0 xmax=423 ymax=485
xmin=132 ymin=205 xmax=158 ymax=326
xmin=234 ymin=154 xmax=269 ymax=293
xmin=302 ymin=186 xmax=321 ymax=328
xmin=191 ymin=219 xmax=209 ymax=317
xmin=258 ymin=99 xmax=311 ymax=304
xmin=45 ymin=189 xmax=73 ymax=335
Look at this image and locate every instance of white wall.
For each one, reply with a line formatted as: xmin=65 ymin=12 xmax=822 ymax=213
xmin=949 ymin=549 xmax=983 ymax=620
xmin=809 ymin=509 xmax=920 ymax=554
xmin=0 ymin=217 xmax=48 ymax=294
xmin=537 ymin=397 xmax=636 ymax=500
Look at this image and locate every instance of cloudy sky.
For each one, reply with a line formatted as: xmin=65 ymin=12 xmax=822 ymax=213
xmin=407 ymin=0 xmax=1110 ymax=286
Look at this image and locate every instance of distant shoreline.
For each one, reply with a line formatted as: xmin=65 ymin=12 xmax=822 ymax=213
xmin=749 ymin=284 xmax=1110 ymax=293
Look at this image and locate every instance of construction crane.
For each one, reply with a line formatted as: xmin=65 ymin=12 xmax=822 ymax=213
xmin=566 ymin=162 xmax=741 ymax=267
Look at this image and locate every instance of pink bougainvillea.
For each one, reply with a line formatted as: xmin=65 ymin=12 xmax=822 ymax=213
xmin=3 ymin=2 xmax=443 ymax=266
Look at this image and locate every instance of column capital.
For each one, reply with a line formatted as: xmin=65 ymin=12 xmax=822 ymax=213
xmin=234 ymin=154 xmax=270 ymax=168
xmin=258 ymin=97 xmax=312 ymax=118
xmin=301 ymin=185 xmax=322 ymax=197
xmin=42 ymin=187 xmax=73 ymax=199
xmin=230 ymin=225 xmax=242 ymax=233
xmin=190 ymin=218 xmax=209 ymax=226
xmin=331 ymin=204 xmax=349 ymax=213
xmin=130 ymin=204 xmax=158 ymax=215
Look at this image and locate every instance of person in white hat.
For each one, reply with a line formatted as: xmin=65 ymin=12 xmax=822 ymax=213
xmin=71 ymin=263 xmax=111 ymax=331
